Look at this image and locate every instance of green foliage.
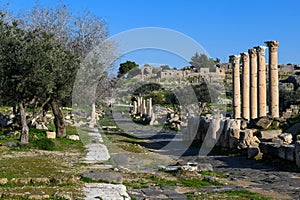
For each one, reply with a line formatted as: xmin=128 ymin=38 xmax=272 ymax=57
xmin=34 ymin=138 xmax=56 ymax=151
xmin=160 ymin=65 xmax=170 ymax=71
xmin=189 ymin=52 xmax=215 ymax=70
xmin=118 ymin=60 xmax=139 ymax=77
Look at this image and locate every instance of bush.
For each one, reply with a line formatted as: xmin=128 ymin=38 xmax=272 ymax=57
xmin=35 ymin=138 xmax=55 ymax=150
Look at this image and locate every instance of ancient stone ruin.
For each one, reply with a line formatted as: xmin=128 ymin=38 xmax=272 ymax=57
xmin=230 ymin=41 xmax=279 ymax=120
xmin=183 ymin=41 xmax=300 ymax=168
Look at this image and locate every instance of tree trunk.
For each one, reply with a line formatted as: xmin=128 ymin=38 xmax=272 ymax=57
xmin=50 ymin=98 xmax=66 ymax=138
xmin=19 ymin=102 xmax=29 ymax=144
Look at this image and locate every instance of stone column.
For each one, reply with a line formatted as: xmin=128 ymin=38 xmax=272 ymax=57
xmin=241 ymin=52 xmax=250 ymax=120
xmin=230 ymin=55 xmax=241 ymax=119
xmin=137 ymin=97 xmax=142 ymax=114
xmin=141 ymin=99 xmax=146 ymax=115
xmin=248 ymin=48 xmax=258 ymax=119
xmin=147 ymin=98 xmax=152 ymax=116
xmin=255 ymin=46 xmax=267 ymax=117
xmin=133 ymin=101 xmax=137 ymax=115
xmin=265 ymin=41 xmax=279 ymax=118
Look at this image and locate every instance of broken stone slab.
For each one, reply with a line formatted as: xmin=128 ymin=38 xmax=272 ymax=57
xmin=278 ymin=145 xmax=295 ymax=161
xmin=0 ymin=178 xmax=8 ymax=185
xmin=272 ymin=137 xmax=284 ymax=145
xmin=83 ymin=183 xmax=130 ymax=200
xmin=181 ymin=162 xmax=198 ymax=171
xmin=255 ymin=117 xmax=273 ymax=129
xmin=259 ymin=129 xmax=282 ymax=140
xmin=85 ymin=143 xmax=110 ymax=163
xmin=46 ymin=131 xmax=56 ymax=139
xmin=259 ymin=142 xmax=281 ymax=158
xmin=286 ymin=123 xmax=300 ymax=139
xmin=229 ymin=128 xmax=240 ymax=149
xmin=197 ymin=163 xmax=214 ymax=172
xmin=247 ymin=146 xmax=260 ymax=159
xmin=67 ymin=135 xmax=80 ymax=141
xmin=238 ymin=129 xmax=254 ymax=149
xmin=81 ymin=171 xmax=123 ymax=184
xmin=278 ymin=133 xmax=293 ymax=145
xmin=158 ymin=165 xmax=180 ymax=172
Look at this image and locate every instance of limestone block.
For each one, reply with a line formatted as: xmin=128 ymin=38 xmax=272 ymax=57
xmin=286 ymin=123 xmax=300 ymax=138
xmin=278 ymin=133 xmax=293 ymax=144
xmin=259 ymin=129 xmax=282 ymax=140
xmin=255 ymin=117 xmax=273 ymax=129
xmin=0 ymin=178 xmax=8 ymax=185
xmin=46 ymin=131 xmax=56 ymax=139
xmin=278 ymin=145 xmax=295 ymax=162
xmin=67 ymin=135 xmax=80 ymax=141
xmin=238 ymin=129 xmax=254 ymax=149
xmin=248 ymin=146 xmax=260 ymax=159
xmin=229 ymin=128 xmax=240 ymax=149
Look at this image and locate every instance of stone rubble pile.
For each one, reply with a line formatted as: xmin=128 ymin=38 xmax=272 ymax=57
xmin=183 ymin=115 xmax=300 ymax=168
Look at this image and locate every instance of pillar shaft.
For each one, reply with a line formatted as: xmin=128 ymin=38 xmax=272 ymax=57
xmin=265 ymin=41 xmax=279 ymax=117
xmin=230 ymin=55 xmax=241 ymax=119
xmin=248 ymin=48 xmax=258 ymax=119
xmin=241 ymin=52 xmax=250 ymax=120
xmin=256 ymin=46 xmax=267 ymax=117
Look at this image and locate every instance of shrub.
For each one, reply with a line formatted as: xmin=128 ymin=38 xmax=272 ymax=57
xmin=35 ymin=138 xmax=55 ymax=150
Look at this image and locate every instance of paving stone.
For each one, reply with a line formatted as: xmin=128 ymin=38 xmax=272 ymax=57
xmin=84 ymin=183 xmax=130 ymax=200
xmin=81 ymin=171 xmax=123 ymax=183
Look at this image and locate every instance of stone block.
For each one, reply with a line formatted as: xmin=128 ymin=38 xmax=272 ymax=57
xmin=259 ymin=129 xmax=282 ymax=140
xmin=278 ymin=133 xmax=293 ymax=144
xmin=67 ymin=135 xmax=80 ymax=141
xmin=247 ymin=146 xmax=260 ymax=159
xmin=255 ymin=117 xmax=273 ymax=129
xmin=46 ymin=131 xmax=56 ymax=139
xmin=0 ymin=178 xmax=8 ymax=185
xmin=286 ymin=123 xmax=300 ymax=138
xmin=31 ymin=178 xmax=50 ymax=184
xmin=11 ymin=178 xmax=31 ymax=185
xmin=229 ymin=128 xmax=240 ymax=149
xmin=239 ymin=129 xmax=253 ymax=148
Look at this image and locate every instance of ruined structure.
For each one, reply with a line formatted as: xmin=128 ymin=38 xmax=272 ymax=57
xmin=241 ymin=52 xmax=250 ymax=120
xmin=231 ymin=41 xmax=280 ymax=120
xmin=249 ymin=48 xmax=258 ymax=119
xmin=131 ymin=96 xmax=153 ymax=117
xmin=229 ymin=55 xmax=241 ymax=119
xmin=265 ymin=41 xmax=280 ymax=118
xmin=256 ymin=46 xmax=267 ymax=117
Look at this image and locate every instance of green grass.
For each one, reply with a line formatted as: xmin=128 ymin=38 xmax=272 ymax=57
xmin=186 ymin=190 xmax=272 ymax=200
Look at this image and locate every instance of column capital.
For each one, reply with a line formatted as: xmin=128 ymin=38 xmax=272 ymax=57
xmin=248 ymin=48 xmax=257 ymax=58
xmin=255 ymin=46 xmax=267 ymax=56
xmin=265 ymin=40 xmax=279 ymax=52
xmin=229 ymin=54 xmax=241 ymax=63
xmin=240 ymin=52 xmax=249 ymax=62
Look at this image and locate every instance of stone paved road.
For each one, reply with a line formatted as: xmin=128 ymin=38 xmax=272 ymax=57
xmin=113 ymin=112 xmax=300 ymax=199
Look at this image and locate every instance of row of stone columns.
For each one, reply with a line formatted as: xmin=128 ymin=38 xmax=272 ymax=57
xmin=230 ymin=41 xmax=279 ymax=120
xmin=132 ymin=96 xmax=153 ymax=116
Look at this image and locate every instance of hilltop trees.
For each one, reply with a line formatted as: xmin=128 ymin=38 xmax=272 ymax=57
xmin=189 ymin=52 xmax=215 ymax=71
xmin=118 ymin=61 xmax=139 ymax=78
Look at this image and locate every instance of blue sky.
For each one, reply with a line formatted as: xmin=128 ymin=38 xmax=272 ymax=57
xmin=3 ymin=0 xmax=300 ymax=68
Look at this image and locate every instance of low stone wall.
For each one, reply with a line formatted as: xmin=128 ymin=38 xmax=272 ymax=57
xmin=183 ymin=116 xmax=300 ymax=168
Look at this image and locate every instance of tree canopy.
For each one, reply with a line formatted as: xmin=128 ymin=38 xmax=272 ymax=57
xmin=118 ymin=60 xmax=139 ymax=78
xmin=189 ymin=52 xmax=215 ymax=71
